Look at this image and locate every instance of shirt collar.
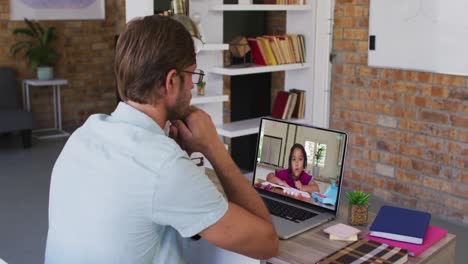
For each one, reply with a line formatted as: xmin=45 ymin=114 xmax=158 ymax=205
xmin=111 ymin=102 xmax=165 ymax=135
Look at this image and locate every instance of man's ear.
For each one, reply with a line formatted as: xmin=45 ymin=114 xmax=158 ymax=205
xmin=164 ymin=69 xmax=179 ymax=95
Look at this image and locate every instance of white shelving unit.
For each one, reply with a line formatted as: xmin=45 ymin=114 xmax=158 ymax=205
xmin=191 ymin=91 xmax=228 ymax=105
xmin=211 ymin=4 xmax=312 ymax=11
xmin=200 ymin=43 xmax=229 ymax=51
xmin=208 ymin=63 xmax=309 ymax=76
xmin=209 ymin=1 xmax=334 ymax=139
xmin=217 ymin=117 xmax=307 ymax=138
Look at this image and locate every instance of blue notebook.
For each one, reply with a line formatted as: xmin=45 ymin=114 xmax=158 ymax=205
xmin=369 ymin=206 xmax=431 ymax=245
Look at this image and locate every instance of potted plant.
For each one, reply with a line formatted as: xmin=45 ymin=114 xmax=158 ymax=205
xmin=346 ymin=190 xmax=371 ymax=226
xmin=312 ymin=145 xmax=325 ymax=178
xmin=10 ymin=18 xmax=59 ymax=80
xmin=197 ymin=80 xmax=206 ymax=96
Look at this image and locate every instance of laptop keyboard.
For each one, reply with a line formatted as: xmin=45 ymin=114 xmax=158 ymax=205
xmin=263 ymin=198 xmax=317 ymax=223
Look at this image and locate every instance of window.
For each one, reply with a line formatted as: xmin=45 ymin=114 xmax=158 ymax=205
xmin=305 ymin=141 xmax=327 ymax=168
xmin=259 ymin=135 xmax=282 ymax=166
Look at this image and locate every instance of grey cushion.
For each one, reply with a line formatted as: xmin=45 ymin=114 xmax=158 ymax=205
xmin=0 ymin=108 xmax=35 ymax=133
xmin=0 ymin=68 xmax=35 ymax=133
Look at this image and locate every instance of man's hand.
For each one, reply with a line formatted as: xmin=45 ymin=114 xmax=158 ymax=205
xmin=169 ymin=106 xmax=221 ymax=157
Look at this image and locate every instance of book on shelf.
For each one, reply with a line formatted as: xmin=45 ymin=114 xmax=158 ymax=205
xmin=248 ymin=34 xmax=305 ymax=66
xmin=289 ymin=89 xmax=305 ymax=119
xmin=247 ymin=38 xmax=267 ymax=65
xmin=369 ymin=206 xmax=431 ymax=245
xmin=316 ymin=239 xmax=408 ymax=264
xmin=271 ymin=90 xmax=290 ymax=119
xmin=271 ymin=89 xmax=305 ymax=120
xmin=365 ymin=225 xmax=447 ymax=257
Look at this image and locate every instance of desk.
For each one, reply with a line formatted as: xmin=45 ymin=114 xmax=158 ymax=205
xmin=22 ymin=79 xmax=70 ymax=139
xmin=204 ymin=169 xmax=456 ymax=264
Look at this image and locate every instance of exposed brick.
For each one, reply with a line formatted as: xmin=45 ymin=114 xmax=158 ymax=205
xmin=376 ymin=163 xmax=394 ymax=177
xmin=343 ymin=29 xmax=368 ymax=40
xmin=423 ymin=177 xmax=451 ymax=192
xmin=420 ymin=85 xmax=449 ymax=98
xmin=366 ymin=102 xmax=392 ymax=114
xmin=357 ymin=66 xmax=379 ymax=77
xmin=391 ymin=81 xmax=418 ymax=93
xmin=412 ymin=160 xmax=441 ymax=175
xmin=344 ymin=5 xmax=369 ymax=17
xmin=376 ymin=140 xmax=396 ymax=152
xmin=393 ymin=106 xmax=417 ymax=120
xmin=377 ymin=115 xmax=397 ymax=128
xmin=433 ymin=74 xmax=465 ymax=87
xmin=395 ymin=169 xmax=422 ymax=184
xmin=420 ymin=111 xmax=449 ymax=124
xmin=334 ymin=64 xmax=355 ymax=75
xmin=345 ymin=121 xmax=366 ymax=133
xmin=373 ymin=188 xmax=392 ymax=202
xmin=449 ymin=89 xmax=468 ymax=102
xmin=382 ymin=69 xmax=403 ymax=79
xmin=398 ymin=145 xmax=424 ymax=158
xmin=415 ymin=135 xmax=443 ymax=151
xmin=450 ymin=115 xmax=468 ymax=128
xmin=427 ymin=98 xmax=460 ymax=113
xmin=353 ymin=159 xmax=374 ymax=170
xmin=453 ymin=184 xmax=468 ymax=197
xmin=458 ymin=171 xmax=468 ymax=185
xmin=368 ymin=80 xmax=390 ymax=89
xmin=334 ymin=40 xmax=358 ymax=51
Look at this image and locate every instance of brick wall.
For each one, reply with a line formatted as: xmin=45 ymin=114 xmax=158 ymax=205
xmin=331 ymin=0 xmax=467 ymax=225
xmin=0 ymin=0 xmax=126 ymax=130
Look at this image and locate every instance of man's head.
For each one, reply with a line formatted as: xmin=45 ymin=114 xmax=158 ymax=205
xmin=115 ymin=15 xmax=196 ymax=119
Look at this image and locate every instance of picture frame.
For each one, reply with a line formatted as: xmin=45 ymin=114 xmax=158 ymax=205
xmin=10 ymin=0 xmax=105 ymax=21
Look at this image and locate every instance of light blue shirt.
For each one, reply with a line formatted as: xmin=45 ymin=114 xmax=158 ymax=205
xmin=45 ymin=102 xmax=228 ymax=264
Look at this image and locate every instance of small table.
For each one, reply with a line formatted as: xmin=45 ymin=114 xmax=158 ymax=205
xmin=205 ymin=169 xmax=457 ymax=264
xmin=22 ymin=79 xmax=70 ymax=139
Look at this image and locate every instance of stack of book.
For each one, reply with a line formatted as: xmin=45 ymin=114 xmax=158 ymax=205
xmin=323 ymin=223 xmax=360 ymax=241
xmin=262 ymin=0 xmax=307 ymax=5
xmin=316 ymin=239 xmax=408 ymax=264
xmin=271 ymin=89 xmax=305 ymax=120
xmin=366 ymin=206 xmax=448 ymax=257
xmin=248 ymin=34 xmax=305 ymax=66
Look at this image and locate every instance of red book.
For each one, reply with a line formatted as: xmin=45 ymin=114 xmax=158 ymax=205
xmin=365 ymin=225 xmax=447 ymax=257
xmin=248 ymin=38 xmax=267 ymax=66
xmin=271 ymin=91 xmax=290 ymax=119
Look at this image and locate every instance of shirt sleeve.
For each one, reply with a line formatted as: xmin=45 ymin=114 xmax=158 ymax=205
xmin=151 ymin=153 xmax=228 ymax=238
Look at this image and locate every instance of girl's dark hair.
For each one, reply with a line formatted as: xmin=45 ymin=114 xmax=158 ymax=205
xmin=114 ymin=15 xmax=196 ymax=104
xmin=288 ymin=143 xmax=307 ymax=174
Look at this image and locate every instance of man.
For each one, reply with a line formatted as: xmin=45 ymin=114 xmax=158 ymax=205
xmin=45 ymin=15 xmax=278 ymax=263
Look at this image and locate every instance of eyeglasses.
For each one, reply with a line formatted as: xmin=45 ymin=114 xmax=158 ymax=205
xmin=182 ymin=69 xmax=205 ymax=85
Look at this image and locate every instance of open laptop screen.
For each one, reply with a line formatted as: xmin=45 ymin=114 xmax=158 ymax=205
xmin=252 ymin=117 xmax=347 ymax=212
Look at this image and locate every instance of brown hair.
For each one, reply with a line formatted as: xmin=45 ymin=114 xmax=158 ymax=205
xmin=114 ymin=15 xmax=196 ymax=104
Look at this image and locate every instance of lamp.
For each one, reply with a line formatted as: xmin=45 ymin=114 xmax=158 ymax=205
xmin=171 ymin=0 xmax=204 ymax=53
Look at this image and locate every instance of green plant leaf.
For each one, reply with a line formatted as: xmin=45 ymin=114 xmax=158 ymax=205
xmin=24 ymin=18 xmax=40 ymax=38
xmin=10 ymin=41 xmax=32 ymax=55
xmin=11 ymin=18 xmax=59 ymax=71
xmin=12 ymin=28 xmax=35 ymax=37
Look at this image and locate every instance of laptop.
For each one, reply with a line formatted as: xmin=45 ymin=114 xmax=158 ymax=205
xmin=252 ymin=117 xmax=348 ymax=239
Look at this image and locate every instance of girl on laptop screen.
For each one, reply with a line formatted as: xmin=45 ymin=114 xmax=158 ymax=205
xmin=266 ymin=143 xmax=319 ymax=194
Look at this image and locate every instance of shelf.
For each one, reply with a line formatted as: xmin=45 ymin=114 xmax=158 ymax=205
xmin=208 ymin=63 xmax=309 ymax=76
xmin=217 ymin=117 xmax=307 ymax=138
xmin=191 ymin=91 xmax=229 ymax=105
xmin=211 ymin=4 xmax=312 ymax=11
xmin=200 ymin=43 xmax=229 ymax=51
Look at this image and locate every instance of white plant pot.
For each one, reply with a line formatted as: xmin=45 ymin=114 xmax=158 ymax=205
xmin=37 ymin=66 xmax=54 ymax=80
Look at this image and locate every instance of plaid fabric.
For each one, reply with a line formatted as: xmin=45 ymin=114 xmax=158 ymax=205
xmin=317 ymin=239 xmax=408 ymax=264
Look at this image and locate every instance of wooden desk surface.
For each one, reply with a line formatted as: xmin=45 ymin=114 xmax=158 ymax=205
xmin=205 ymin=169 xmax=456 ymax=264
